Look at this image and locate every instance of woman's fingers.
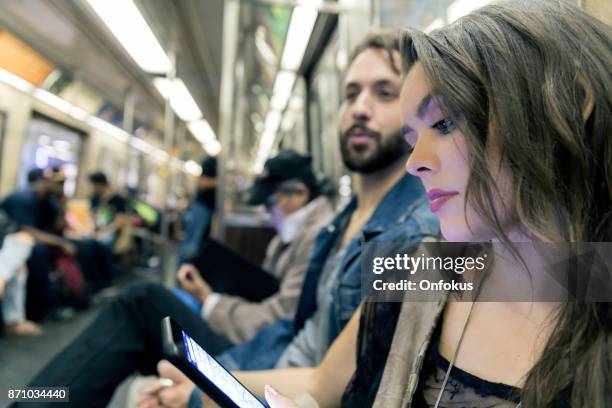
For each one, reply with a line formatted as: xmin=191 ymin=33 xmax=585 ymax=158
xmin=264 ymin=385 xmax=298 ymax=408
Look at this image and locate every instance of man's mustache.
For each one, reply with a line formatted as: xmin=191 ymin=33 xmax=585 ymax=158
xmin=341 ymin=124 xmax=381 ymax=141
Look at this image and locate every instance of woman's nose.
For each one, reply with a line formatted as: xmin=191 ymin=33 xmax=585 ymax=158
xmin=405 ymin=134 xmax=440 ymax=177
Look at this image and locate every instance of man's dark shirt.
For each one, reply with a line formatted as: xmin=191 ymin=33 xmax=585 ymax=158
xmin=90 ymin=194 xmax=128 ymax=229
xmin=0 ymin=189 xmax=59 ymax=231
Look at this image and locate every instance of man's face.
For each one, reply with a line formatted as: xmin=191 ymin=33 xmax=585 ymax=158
xmin=51 ymin=181 xmax=65 ymax=197
xmin=339 ymin=48 xmax=410 ymax=174
xmin=36 ymin=178 xmax=54 ymax=197
xmin=197 ymin=175 xmax=217 ymax=191
xmin=267 ymin=180 xmax=310 ymax=218
xmin=90 ymin=183 xmax=105 ymax=197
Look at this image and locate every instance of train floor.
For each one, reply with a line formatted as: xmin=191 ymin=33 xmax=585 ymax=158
xmin=0 ymin=266 xmax=164 ymax=408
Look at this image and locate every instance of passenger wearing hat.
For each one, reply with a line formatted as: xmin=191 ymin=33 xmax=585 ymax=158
xmin=0 ymin=168 xmax=76 ymax=321
xmin=178 ymin=156 xmax=218 ymax=262
xmin=87 ymin=171 xmax=129 ymax=252
xmin=196 ymin=156 xmax=218 ymax=211
xmin=23 ymin=151 xmax=334 ymax=404
xmin=176 ymin=150 xmax=334 ymax=343
xmin=247 ymin=150 xmax=322 ymax=243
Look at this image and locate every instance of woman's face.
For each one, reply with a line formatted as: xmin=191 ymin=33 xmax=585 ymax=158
xmin=401 ymin=63 xmax=514 ymax=242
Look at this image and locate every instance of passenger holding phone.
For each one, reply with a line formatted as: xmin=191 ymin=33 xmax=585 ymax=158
xmin=250 ymin=1 xmax=612 ymax=407
xmin=137 ymin=30 xmax=438 ymax=408
xmin=17 ymin=151 xmax=334 ymax=408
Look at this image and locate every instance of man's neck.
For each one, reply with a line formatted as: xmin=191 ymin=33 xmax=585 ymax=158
xmin=353 ymin=157 xmax=407 ymax=214
xmin=34 ymin=185 xmax=47 ymax=199
xmin=337 ymin=157 xmax=407 ymax=248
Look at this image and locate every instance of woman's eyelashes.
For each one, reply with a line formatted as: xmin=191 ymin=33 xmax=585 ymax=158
xmin=402 ymin=117 xmax=455 ymax=147
xmin=431 ymin=117 xmax=455 ymax=135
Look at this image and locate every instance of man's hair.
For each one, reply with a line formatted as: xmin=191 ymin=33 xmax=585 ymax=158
xmin=88 ymin=171 xmax=109 ymax=186
xmin=27 ymin=168 xmax=45 ymax=184
xmin=348 ymin=30 xmax=401 ymax=74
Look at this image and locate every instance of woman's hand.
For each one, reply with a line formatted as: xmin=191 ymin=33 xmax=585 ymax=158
xmin=265 ymin=385 xmax=298 ymax=408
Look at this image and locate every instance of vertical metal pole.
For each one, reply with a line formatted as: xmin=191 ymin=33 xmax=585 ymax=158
xmin=216 ymin=0 xmax=241 ymax=241
xmin=174 ymin=123 xmax=187 ymax=191
xmin=123 ymin=90 xmax=136 ymax=135
xmin=123 ymin=90 xmax=136 ymax=186
xmin=161 ymin=51 xmax=176 ymax=281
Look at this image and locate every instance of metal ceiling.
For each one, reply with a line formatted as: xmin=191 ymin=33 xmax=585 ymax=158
xmin=0 ymin=0 xmax=224 ymax=151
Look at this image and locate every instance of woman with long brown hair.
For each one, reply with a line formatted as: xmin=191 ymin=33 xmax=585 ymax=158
xmin=264 ymin=0 xmax=612 ymax=407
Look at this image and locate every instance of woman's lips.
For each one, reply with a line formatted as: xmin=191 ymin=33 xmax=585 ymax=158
xmin=427 ymin=189 xmax=459 ymax=213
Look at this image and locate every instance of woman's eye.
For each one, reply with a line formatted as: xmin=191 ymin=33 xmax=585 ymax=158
xmin=432 ymin=117 xmax=455 ymax=135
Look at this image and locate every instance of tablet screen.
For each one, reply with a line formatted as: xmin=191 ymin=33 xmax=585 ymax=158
xmin=181 ymin=331 xmax=265 ymax=408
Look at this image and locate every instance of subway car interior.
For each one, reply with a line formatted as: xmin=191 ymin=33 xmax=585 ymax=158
xmin=0 ymin=0 xmax=610 ymax=407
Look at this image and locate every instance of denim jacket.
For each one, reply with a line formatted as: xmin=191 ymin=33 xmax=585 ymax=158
xmin=216 ymin=174 xmax=439 ymax=371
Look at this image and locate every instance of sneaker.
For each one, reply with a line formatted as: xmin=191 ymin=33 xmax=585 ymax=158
xmin=4 ymin=320 xmax=43 ymax=336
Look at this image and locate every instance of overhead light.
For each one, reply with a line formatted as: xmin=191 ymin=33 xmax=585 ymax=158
xmin=270 ymin=71 xmax=296 ymax=111
xmin=288 ymin=95 xmax=304 ymax=110
xmin=281 ymin=5 xmax=319 ymax=71
xmin=447 ymin=0 xmax=493 ymax=23
xmin=253 ymin=130 xmax=277 ymax=173
xmin=203 ymin=139 xmax=222 ymax=156
xmin=187 ymin=119 xmax=221 ymax=156
xmin=424 ymin=18 xmax=445 ymax=33
xmin=272 ymin=71 xmax=296 ymax=98
xmin=86 ymin=0 xmax=170 ymax=73
xmin=184 ymin=160 xmax=202 ymax=176
xmin=187 ymin=119 xmax=216 ymax=144
xmin=265 ymin=110 xmax=282 ymax=132
xmin=154 ymin=78 xmax=202 ymax=122
xmin=281 ymin=112 xmax=296 ymax=132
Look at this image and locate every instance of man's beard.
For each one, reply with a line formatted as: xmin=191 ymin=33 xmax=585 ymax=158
xmin=340 ymin=125 xmax=411 ymax=174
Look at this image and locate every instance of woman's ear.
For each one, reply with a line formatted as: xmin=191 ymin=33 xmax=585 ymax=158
xmin=579 ymin=72 xmax=595 ymax=123
xmin=582 ymin=88 xmax=594 ymax=123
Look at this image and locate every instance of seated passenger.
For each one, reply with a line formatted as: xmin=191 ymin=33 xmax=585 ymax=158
xmin=174 ymin=149 xmax=334 ymax=343
xmin=136 ymin=30 xmax=439 ymax=408
xmin=18 ymin=31 xmax=438 ymax=408
xmin=0 ymin=169 xmax=77 ymax=321
xmin=87 ymin=171 xmax=130 ymax=253
xmin=47 ymin=167 xmax=112 ymax=293
xmin=0 ymin=211 xmax=38 ymax=336
xmin=178 ymin=156 xmax=217 ymax=262
xmin=179 ymin=1 xmax=607 ymax=407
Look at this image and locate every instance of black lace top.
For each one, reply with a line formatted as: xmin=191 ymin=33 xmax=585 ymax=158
xmin=412 ymin=324 xmax=521 ymax=407
xmin=341 ymin=302 xmax=571 ymax=408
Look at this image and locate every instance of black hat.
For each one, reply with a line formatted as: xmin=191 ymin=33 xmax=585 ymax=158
xmin=88 ymin=171 xmax=109 ymax=185
xmin=27 ymin=168 xmax=45 ymax=184
xmin=247 ymin=150 xmax=319 ymax=205
xmin=201 ymin=156 xmax=217 ymax=178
